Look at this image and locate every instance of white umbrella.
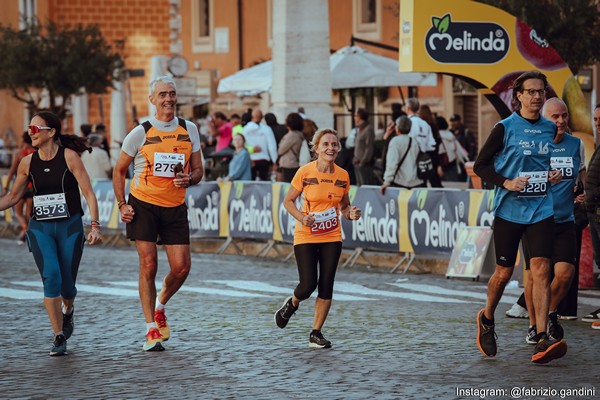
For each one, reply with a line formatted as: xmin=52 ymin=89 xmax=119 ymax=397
xmin=330 ymin=46 xmax=436 ymax=89
xmin=217 ymin=61 xmax=273 ymax=96
xmin=217 ymin=45 xmax=437 ymax=95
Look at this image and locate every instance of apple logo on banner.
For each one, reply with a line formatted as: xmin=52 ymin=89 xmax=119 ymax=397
xmin=514 ymin=19 xmax=566 ymax=71
xmin=425 ymin=13 xmax=509 ymax=64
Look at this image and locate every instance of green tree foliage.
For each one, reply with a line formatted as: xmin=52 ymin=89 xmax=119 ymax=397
xmin=0 ymin=20 xmax=122 ymax=119
xmin=477 ymin=0 xmax=600 ymax=74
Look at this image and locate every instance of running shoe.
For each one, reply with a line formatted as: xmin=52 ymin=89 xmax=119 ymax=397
xmin=476 ymin=309 xmax=497 ymax=357
xmin=49 ymin=334 xmax=67 ymax=356
xmin=154 ymin=309 xmax=170 ymax=341
xmin=143 ymin=328 xmax=165 ymax=352
xmin=274 ymin=296 xmax=297 ymax=329
xmin=309 ymin=331 xmax=332 ymax=349
xmin=558 ymin=315 xmax=577 ymax=321
xmin=505 ymin=303 xmax=529 ymax=319
xmin=531 ymin=335 xmax=567 ymax=364
xmin=526 ymin=325 xmax=539 ymax=345
xmin=548 ymin=312 xmax=564 ymax=341
xmin=63 ymin=307 xmax=74 ymax=340
xmin=581 ymin=308 xmax=600 ymax=323
xmin=592 ymin=321 xmax=600 ymax=330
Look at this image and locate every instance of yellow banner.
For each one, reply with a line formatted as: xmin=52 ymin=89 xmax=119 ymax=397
xmin=399 ymin=0 xmax=592 ymax=135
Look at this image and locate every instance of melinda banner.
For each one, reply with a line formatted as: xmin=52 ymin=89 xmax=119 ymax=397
xmin=225 ymin=181 xmax=274 ymax=240
xmin=1 ymin=178 xmax=495 ymax=256
xmin=399 ymin=0 xmax=593 ymax=161
xmin=341 ymin=185 xmax=399 ymax=251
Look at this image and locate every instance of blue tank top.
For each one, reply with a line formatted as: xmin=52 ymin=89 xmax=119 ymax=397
xmin=550 ymin=133 xmax=582 ymax=223
xmin=493 ymin=112 xmax=556 ymax=224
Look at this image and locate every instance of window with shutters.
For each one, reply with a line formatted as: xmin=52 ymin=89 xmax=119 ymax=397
xmin=353 ymin=0 xmax=381 ymax=40
xmin=192 ymin=0 xmax=214 ymax=53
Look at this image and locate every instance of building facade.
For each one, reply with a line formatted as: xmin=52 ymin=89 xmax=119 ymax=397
xmin=3 ymin=1 xmax=596 ymax=151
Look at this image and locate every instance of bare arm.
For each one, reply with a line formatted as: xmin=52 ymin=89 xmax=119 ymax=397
xmin=175 ymin=150 xmax=204 ymax=188
xmin=209 ymin=121 xmax=221 ymax=138
xmin=283 ymin=185 xmax=314 ymax=226
xmin=112 ymin=150 xmax=135 ymax=223
xmin=339 ymin=194 xmax=362 ymax=221
xmin=65 ymin=149 xmax=102 ymax=245
xmin=0 ymin=156 xmax=31 ymax=210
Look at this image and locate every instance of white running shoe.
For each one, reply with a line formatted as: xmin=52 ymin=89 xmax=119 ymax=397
xmin=581 ymin=308 xmax=600 ymax=323
xmin=558 ymin=315 xmax=577 ymax=321
xmin=505 ymin=303 xmax=529 ymax=319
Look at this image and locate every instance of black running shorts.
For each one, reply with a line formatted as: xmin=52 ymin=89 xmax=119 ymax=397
xmin=522 ymin=221 xmax=577 ymax=269
xmin=493 ymin=216 xmax=554 ymax=267
xmin=125 ymin=194 xmax=190 ymax=245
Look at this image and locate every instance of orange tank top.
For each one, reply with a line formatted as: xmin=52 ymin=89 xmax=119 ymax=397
xmin=129 ymin=119 xmax=193 ymax=207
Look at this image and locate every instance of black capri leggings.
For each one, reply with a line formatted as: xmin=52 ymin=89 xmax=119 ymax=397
xmin=293 ymin=241 xmax=343 ymax=301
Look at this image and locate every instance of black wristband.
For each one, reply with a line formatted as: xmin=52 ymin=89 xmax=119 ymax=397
xmin=188 ymin=176 xmax=193 ymax=186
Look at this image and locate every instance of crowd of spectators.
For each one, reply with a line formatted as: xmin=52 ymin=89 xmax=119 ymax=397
xmin=71 ymin=102 xmax=478 ymax=186
xmin=189 ymin=101 xmax=478 ymax=186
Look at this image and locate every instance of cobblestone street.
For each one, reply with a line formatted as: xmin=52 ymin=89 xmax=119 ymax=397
xmin=0 ymin=238 xmax=598 ymax=399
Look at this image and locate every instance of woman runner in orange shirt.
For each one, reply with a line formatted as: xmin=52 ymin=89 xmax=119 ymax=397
xmin=274 ymin=128 xmax=362 ymax=348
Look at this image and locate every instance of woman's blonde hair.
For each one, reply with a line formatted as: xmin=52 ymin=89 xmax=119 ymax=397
xmin=311 ymin=128 xmax=340 ymax=151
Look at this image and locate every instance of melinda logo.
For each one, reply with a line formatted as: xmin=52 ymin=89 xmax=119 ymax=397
xmin=425 ymin=14 xmax=509 ymax=64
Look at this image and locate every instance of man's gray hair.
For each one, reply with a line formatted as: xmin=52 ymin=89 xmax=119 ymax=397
xmin=407 ymin=98 xmax=420 ymax=113
xmin=396 ymin=116 xmax=412 ymax=134
xmin=149 ymin=75 xmax=177 ymax=95
xmin=541 ymin=97 xmax=568 ymax=117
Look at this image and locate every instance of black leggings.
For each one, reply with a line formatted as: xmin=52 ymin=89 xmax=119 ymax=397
xmin=293 ymin=241 xmax=342 ymax=301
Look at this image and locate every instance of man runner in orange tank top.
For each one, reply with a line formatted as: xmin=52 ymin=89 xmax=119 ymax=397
xmin=113 ymin=76 xmax=204 ymax=351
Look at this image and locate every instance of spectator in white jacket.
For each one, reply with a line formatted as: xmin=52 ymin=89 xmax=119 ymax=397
xmin=81 ymin=133 xmax=112 ymax=180
xmin=242 ymin=109 xmax=278 ymax=181
xmin=380 ymin=116 xmax=425 ymax=193
xmin=406 ymin=98 xmax=436 ymax=153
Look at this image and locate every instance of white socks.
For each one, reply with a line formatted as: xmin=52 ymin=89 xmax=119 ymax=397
xmin=145 ymin=298 xmax=166 ymax=334
xmin=156 ymin=297 xmax=165 ymax=311
xmin=146 ymin=322 xmax=157 ymax=334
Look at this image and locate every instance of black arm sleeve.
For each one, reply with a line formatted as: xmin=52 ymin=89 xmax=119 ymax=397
xmin=473 ymin=123 xmax=509 ymax=188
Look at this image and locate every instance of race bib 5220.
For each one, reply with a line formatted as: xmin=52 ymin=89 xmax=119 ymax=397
xmin=518 ymin=171 xmax=548 ymax=198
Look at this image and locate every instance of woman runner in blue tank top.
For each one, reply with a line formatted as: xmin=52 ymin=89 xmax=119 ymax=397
xmin=0 ymin=111 xmax=102 ymax=356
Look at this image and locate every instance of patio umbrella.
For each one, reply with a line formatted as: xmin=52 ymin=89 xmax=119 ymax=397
xmin=216 ymin=45 xmax=437 ymax=95
xmin=217 ymin=61 xmax=273 ymax=96
xmin=330 ymin=45 xmax=436 ymax=89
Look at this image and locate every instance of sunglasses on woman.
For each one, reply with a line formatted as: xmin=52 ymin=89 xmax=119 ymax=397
xmin=28 ymin=125 xmax=53 ymax=133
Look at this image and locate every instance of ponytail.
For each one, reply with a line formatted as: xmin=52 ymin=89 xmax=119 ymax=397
xmin=60 ymin=134 xmax=92 ymax=155
xmin=33 ymin=111 xmax=92 ymax=154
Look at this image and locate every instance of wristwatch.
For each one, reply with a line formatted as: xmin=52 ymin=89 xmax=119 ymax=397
xmin=188 ymin=176 xmax=193 ymax=187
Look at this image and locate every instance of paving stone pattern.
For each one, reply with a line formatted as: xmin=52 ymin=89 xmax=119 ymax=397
xmin=0 ymin=239 xmax=598 ymax=399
